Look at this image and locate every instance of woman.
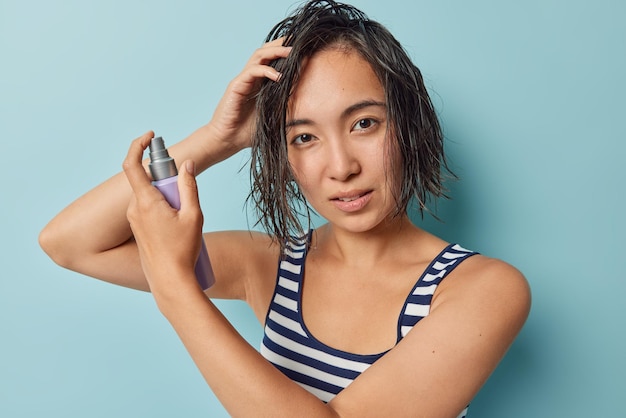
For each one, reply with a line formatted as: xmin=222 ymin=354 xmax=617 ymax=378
xmin=39 ymin=1 xmax=530 ymax=416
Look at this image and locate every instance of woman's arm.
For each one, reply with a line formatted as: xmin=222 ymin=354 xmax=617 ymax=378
xmin=123 ymin=133 xmax=531 ymax=418
xmin=123 ymin=136 xmax=340 ymax=416
xmin=38 ymin=127 xmax=233 ymax=291
xmin=39 ymin=39 xmax=290 ymax=296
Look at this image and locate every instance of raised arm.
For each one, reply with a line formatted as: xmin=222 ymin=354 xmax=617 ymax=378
xmin=39 ymin=39 xmax=291 ymax=295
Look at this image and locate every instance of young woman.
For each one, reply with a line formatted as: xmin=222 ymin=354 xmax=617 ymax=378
xmin=39 ymin=1 xmax=530 ymax=416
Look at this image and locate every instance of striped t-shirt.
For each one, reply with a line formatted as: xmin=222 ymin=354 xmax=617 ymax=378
xmin=260 ymin=233 xmax=476 ymax=417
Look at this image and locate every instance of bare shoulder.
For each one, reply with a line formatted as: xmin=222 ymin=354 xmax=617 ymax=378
xmin=457 ymin=255 xmax=530 ymax=294
xmin=203 ymin=230 xmax=281 ymax=305
xmin=434 ymin=254 xmax=532 ymax=334
xmin=205 ymin=230 xmax=279 ymax=259
xmin=329 ymin=254 xmax=531 ymax=416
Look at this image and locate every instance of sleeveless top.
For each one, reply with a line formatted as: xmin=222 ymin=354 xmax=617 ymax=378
xmin=260 ymin=233 xmax=477 ymax=417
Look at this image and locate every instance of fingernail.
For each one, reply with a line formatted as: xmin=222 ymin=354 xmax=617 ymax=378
xmin=186 ymin=160 xmax=195 ymax=175
xmin=265 ymin=69 xmax=281 ymax=82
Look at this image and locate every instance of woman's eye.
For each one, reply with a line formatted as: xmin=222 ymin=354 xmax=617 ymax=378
xmin=292 ymin=133 xmax=314 ymax=145
xmin=353 ymin=118 xmax=376 ymax=131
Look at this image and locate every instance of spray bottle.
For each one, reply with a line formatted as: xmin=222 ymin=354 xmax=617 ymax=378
xmin=147 ymin=136 xmax=215 ymax=290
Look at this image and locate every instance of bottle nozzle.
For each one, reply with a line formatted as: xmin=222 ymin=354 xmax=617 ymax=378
xmin=148 ymin=136 xmax=178 ymax=180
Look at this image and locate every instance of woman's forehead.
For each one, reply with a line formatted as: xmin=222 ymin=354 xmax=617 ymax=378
xmin=287 ymin=48 xmax=384 ymax=119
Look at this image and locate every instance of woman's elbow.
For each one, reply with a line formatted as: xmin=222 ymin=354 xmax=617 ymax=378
xmin=38 ymin=222 xmax=77 ymax=270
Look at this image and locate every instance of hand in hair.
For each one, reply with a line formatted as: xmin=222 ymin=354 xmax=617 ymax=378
xmin=207 ymin=37 xmax=291 ymax=152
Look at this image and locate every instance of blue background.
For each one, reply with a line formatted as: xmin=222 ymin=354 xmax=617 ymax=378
xmin=1 ymin=0 xmax=624 ymax=416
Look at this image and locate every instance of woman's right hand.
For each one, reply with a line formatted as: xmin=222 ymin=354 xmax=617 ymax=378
xmin=207 ymin=38 xmax=290 ymax=151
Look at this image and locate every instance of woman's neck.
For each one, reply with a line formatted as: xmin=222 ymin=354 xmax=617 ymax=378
xmin=311 ymin=215 xmax=425 ymax=268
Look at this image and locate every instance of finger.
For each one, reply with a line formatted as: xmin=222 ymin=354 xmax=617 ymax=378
xmin=263 ymin=37 xmax=287 ymax=47
xmin=178 ymin=160 xmax=201 ymax=217
xmin=233 ymin=61 xmax=289 ymax=89
xmin=122 ymin=131 xmax=155 ymax=196
xmin=247 ymin=44 xmax=292 ymax=67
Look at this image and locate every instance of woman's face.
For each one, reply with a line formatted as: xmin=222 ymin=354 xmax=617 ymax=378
xmin=286 ymin=47 xmax=402 ymax=234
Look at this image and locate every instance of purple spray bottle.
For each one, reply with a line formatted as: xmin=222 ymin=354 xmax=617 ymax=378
xmin=148 ymin=136 xmax=215 ymax=290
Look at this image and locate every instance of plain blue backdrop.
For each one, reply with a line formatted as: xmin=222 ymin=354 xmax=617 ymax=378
xmin=1 ymin=0 xmax=624 ymax=416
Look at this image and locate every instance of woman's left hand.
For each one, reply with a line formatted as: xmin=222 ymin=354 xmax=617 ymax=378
xmin=122 ymin=132 xmax=204 ymax=296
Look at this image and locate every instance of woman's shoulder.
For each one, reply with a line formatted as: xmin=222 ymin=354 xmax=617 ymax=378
xmin=206 ymin=229 xmax=283 ymax=272
xmin=206 ymin=229 xmax=280 ymax=250
xmin=463 ymin=254 xmax=530 ymax=297
xmin=203 ymin=230 xmax=282 ymax=302
xmin=433 ymin=252 xmax=531 ymax=329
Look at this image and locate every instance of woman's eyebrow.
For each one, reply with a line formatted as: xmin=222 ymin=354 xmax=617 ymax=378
xmin=285 ymin=118 xmax=312 ymax=129
xmin=341 ymin=100 xmax=386 ymax=119
xmin=286 ymin=100 xmax=386 ymax=129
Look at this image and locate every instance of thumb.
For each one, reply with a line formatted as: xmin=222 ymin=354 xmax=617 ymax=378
xmin=178 ymin=160 xmax=201 ymax=215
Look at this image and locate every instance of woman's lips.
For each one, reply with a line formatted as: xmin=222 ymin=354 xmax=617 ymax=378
xmin=330 ymin=190 xmax=373 ymax=212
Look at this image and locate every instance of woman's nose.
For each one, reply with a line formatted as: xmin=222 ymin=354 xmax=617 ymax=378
xmin=326 ymin=140 xmax=361 ymax=181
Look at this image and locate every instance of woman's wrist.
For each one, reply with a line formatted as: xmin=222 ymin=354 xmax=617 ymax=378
xmin=150 ymin=270 xmax=208 ymax=318
xmin=188 ymin=122 xmax=247 ymax=170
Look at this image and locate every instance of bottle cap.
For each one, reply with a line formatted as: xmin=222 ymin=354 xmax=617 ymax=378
xmin=148 ymin=136 xmax=178 ymax=180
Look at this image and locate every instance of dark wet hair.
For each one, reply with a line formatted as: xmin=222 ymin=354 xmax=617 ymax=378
xmin=249 ymin=0 xmax=452 ymax=247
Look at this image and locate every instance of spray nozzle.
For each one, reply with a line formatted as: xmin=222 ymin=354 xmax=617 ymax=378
xmin=148 ymin=136 xmax=178 ymax=181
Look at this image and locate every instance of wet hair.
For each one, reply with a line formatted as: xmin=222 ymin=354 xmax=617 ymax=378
xmin=249 ymin=0 xmax=452 ymax=247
